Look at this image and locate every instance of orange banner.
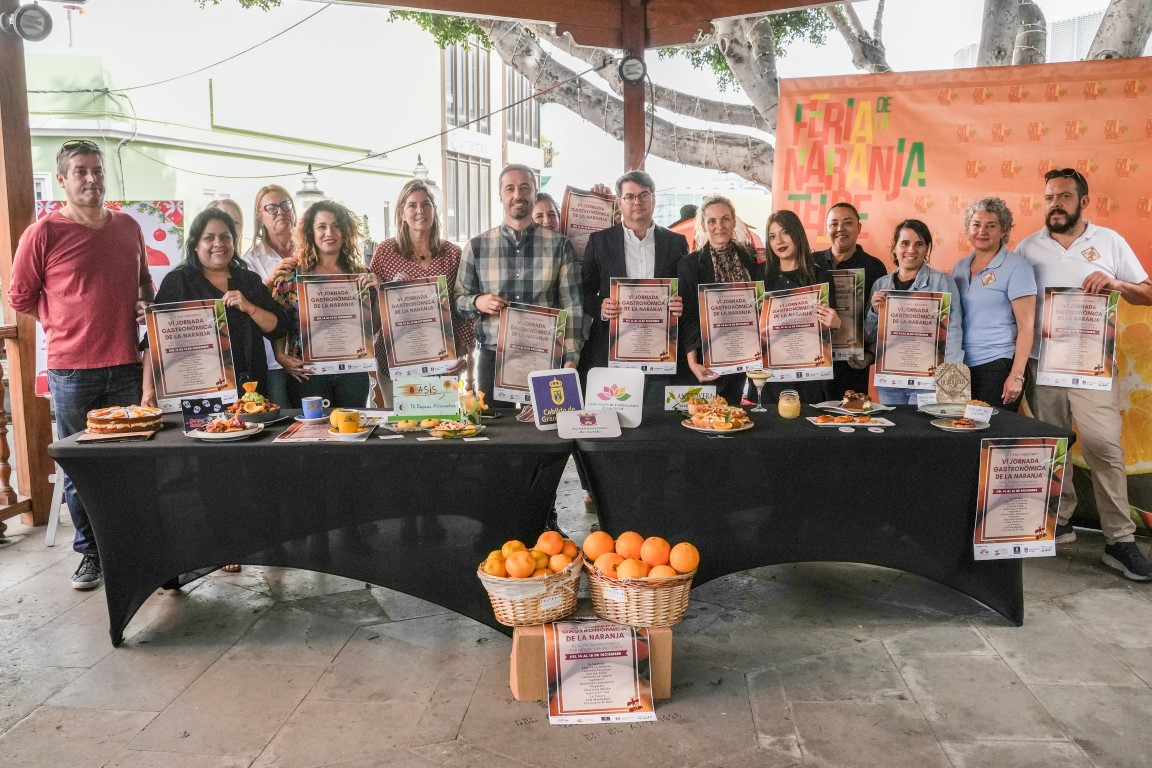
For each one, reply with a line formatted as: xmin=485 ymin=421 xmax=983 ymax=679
xmin=774 ymin=58 xmax=1152 ymax=528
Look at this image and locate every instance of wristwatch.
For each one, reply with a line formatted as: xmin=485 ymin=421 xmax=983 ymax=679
xmin=1012 ymin=374 xmax=1025 ymax=383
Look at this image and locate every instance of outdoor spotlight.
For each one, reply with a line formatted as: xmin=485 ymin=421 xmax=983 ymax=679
xmin=1 ymin=3 xmax=54 ymax=43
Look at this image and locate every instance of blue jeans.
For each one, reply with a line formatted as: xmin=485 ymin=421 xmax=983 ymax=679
xmin=48 ymin=363 xmax=143 ymax=556
xmin=876 ymin=386 xmax=922 ymax=406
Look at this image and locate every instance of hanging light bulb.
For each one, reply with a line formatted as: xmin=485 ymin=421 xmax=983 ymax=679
xmin=296 ymin=164 xmax=327 ymax=213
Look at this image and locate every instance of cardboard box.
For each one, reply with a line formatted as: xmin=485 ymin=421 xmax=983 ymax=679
xmin=509 ymin=620 xmax=672 ymax=701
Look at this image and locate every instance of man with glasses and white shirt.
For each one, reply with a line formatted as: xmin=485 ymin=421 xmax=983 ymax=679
xmin=8 ymin=139 xmax=153 ymax=590
xmin=578 ymin=171 xmax=688 ymax=405
xmin=1019 ymin=167 xmax=1152 ymax=581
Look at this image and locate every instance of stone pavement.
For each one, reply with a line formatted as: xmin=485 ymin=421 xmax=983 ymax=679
xmin=2 ymin=459 xmax=1151 ymax=768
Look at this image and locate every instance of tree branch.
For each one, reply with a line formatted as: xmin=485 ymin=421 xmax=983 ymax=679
xmin=824 ymin=4 xmax=891 ymax=73
xmin=530 ymin=23 xmax=772 ymax=131
xmin=478 ymin=20 xmax=774 ymax=185
xmin=1087 ymin=0 xmax=1152 ymax=59
xmin=712 ymin=17 xmax=779 ymax=131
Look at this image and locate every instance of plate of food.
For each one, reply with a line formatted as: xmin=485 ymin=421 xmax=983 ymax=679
xmin=427 ymin=421 xmax=485 ymax=438
xmin=681 ymin=419 xmax=754 ymax=433
xmin=812 ymin=391 xmax=895 ymax=414
xmin=807 ymin=415 xmax=895 ymax=427
xmin=930 ymin=417 xmax=991 ymax=432
xmin=228 ymin=382 xmax=282 ymax=423
xmin=681 ymin=401 xmax=753 ymax=432
xmin=919 ymin=400 xmax=999 ymax=419
xmin=185 ymin=416 xmax=264 ymax=441
xmin=380 ymin=418 xmax=451 ymax=433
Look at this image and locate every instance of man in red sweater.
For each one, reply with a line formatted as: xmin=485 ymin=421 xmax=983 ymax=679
xmin=8 ymin=140 xmax=153 ymax=589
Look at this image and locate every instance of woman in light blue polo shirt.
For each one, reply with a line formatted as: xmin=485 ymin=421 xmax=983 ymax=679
xmin=952 ymin=197 xmax=1036 ymax=411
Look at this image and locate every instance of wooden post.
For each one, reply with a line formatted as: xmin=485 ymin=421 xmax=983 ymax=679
xmin=0 ymin=0 xmax=54 ymax=527
xmin=621 ymin=0 xmax=646 ymax=172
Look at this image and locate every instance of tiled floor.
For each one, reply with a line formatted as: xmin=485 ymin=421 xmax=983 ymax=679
xmin=2 ymin=459 xmax=1152 ymax=768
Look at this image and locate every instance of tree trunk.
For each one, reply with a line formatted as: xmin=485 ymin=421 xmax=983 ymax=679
xmin=479 ymin=20 xmax=774 ymax=185
xmin=1014 ymin=0 xmax=1047 ymax=65
xmin=1088 ymin=0 xmax=1152 ymax=58
xmin=713 ymin=17 xmax=780 ymax=131
xmin=977 ymin=0 xmax=1019 ymax=66
xmin=824 ymin=4 xmax=891 ymax=73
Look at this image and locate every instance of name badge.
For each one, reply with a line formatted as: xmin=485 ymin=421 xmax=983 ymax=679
xmin=981 ymin=271 xmax=997 ymax=286
xmin=1081 ymin=246 xmax=1101 ymax=263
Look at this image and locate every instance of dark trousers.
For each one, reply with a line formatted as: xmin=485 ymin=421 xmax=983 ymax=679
xmin=287 ymin=372 xmax=371 ymax=409
xmin=477 ymin=347 xmax=517 ymax=409
xmin=969 ymin=357 xmax=1020 ymax=412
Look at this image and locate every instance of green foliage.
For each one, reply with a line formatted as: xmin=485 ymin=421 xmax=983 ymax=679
xmin=658 ymin=9 xmax=833 ymax=91
xmin=387 ymin=11 xmax=490 ymax=49
xmin=195 ymin=0 xmax=283 ymax=9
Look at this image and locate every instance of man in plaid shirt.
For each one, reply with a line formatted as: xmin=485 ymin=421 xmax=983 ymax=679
xmin=455 ymin=164 xmax=583 ymax=405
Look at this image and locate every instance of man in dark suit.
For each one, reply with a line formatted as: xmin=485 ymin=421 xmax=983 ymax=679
xmin=578 ymin=170 xmax=689 ymax=405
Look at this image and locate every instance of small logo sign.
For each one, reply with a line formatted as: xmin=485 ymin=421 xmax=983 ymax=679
xmin=981 ymin=272 xmax=997 ymax=286
xmin=1082 ymin=247 xmax=1101 ymax=263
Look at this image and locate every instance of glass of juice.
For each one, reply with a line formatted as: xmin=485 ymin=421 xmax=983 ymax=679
xmin=777 ymin=389 xmax=801 ymax=419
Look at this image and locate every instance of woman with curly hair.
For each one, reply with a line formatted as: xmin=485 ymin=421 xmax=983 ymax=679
xmin=272 ymin=200 xmax=380 ymax=408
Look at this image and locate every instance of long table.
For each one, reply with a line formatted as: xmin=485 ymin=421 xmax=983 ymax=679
xmin=50 ymin=415 xmax=570 ymax=646
xmin=575 ymin=406 xmax=1076 ymax=626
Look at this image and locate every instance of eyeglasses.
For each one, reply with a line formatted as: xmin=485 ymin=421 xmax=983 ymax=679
xmin=1043 ymin=167 xmax=1086 ymax=184
xmin=620 ymin=191 xmax=654 ymax=205
xmin=60 ymin=139 xmax=100 ymax=154
xmin=261 ymin=200 xmax=294 ymax=215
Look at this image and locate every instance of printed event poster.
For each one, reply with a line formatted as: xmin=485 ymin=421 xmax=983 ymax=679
xmin=146 ymin=299 xmax=236 ymax=413
xmin=760 ymin=283 xmax=833 ymax=382
xmin=828 ymin=268 xmax=865 ymax=361
xmin=544 ymin=620 xmax=656 ymax=725
xmin=874 ymin=290 xmax=949 ymax=390
xmin=560 ymin=186 xmax=615 ymax=262
xmin=378 ymin=275 xmax=458 ymax=377
xmin=699 ymin=281 xmax=765 ymax=375
xmin=1037 ymin=288 xmax=1118 ymax=391
xmin=494 ymin=302 xmax=567 ymax=404
xmin=298 ymin=274 xmax=376 ymax=375
xmin=609 ymin=277 xmax=678 ymax=373
xmin=974 ymin=437 xmax=1068 ymax=561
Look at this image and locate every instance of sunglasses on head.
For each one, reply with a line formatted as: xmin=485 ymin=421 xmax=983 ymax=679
xmin=60 ymin=139 xmax=100 ymax=153
xmin=262 ymin=200 xmax=294 ymax=214
xmin=1043 ymin=167 xmax=1086 ymax=184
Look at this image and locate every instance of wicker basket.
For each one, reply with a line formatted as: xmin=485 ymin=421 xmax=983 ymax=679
xmin=583 ymin=561 xmax=695 ymax=627
xmin=477 ymin=553 xmax=583 ymax=627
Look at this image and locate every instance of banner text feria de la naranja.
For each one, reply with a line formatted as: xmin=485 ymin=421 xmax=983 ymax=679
xmin=774 ymin=58 xmax=1152 ymax=527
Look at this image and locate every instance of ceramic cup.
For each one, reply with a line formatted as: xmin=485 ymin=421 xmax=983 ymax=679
xmin=301 ymin=397 xmax=330 ymax=419
xmin=330 ymin=408 xmax=361 ymax=433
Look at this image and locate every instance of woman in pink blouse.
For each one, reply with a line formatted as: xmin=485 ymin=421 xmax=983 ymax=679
xmin=370 ymin=179 xmax=474 ymax=405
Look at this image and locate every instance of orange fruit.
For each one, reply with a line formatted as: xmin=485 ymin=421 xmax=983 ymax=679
xmin=615 ymin=531 xmax=644 ymax=559
xmin=528 ymin=549 xmax=549 ymax=570
xmin=536 ymin=531 xmax=564 ymax=556
xmin=669 ymin=542 xmax=700 ymax=574
xmin=487 ymin=550 xmax=504 ymax=562
xmin=648 ymin=565 xmax=678 ymax=578
xmin=531 ymin=568 xmax=550 ymax=578
xmin=616 ymin=558 xmax=649 ymax=579
xmin=583 ymin=531 xmax=615 ymax=561
xmin=593 ymin=552 xmax=624 ymax=578
xmin=640 ymin=536 xmax=671 ymax=567
xmin=501 ymin=540 xmax=526 ymax=559
xmin=505 ymin=550 xmax=535 ymax=578
xmin=481 ymin=558 xmax=507 ymax=577
xmin=561 ymin=539 xmax=579 ymax=559
xmin=549 ymin=553 xmax=573 ymax=572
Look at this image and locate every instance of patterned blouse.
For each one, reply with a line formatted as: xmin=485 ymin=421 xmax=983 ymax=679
xmin=369 ymin=238 xmax=475 ymax=370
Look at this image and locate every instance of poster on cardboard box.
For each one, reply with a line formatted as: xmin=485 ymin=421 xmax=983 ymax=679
xmin=378 ymin=275 xmax=458 ymax=378
xmin=298 ymin=274 xmax=376 ymax=375
xmin=494 ymin=303 xmax=566 ymax=404
xmin=973 ymin=437 xmax=1067 ymax=560
xmin=760 ymin=283 xmax=833 ymax=382
xmin=698 ymin=281 xmax=765 ymax=375
xmin=874 ymin=290 xmax=948 ymax=390
xmin=609 ymin=278 xmax=678 ymax=373
xmin=560 ymin=187 xmax=615 ymax=262
xmin=544 ymin=620 xmax=656 ymax=725
xmin=1037 ymin=288 xmax=1117 ymax=391
xmin=828 ymin=268 xmax=865 ymax=361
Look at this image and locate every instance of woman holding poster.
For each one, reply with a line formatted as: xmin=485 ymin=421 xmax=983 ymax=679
xmin=865 ymin=220 xmax=964 ymax=405
xmin=142 ymin=208 xmax=286 ymax=404
xmin=370 ymin=179 xmax=473 ymax=406
xmin=763 ymin=210 xmax=842 ymax=403
xmin=273 ymin=201 xmax=378 ymax=408
xmin=678 ymin=195 xmax=763 ymax=403
xmin=951 ymin=198 xmax=1036 ymax=411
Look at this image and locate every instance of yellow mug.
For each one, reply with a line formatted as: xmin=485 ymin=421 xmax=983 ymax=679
xmin=330 ymin=408 xmax=360 ymax=433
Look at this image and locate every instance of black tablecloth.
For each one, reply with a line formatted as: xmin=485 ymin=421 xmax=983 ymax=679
xmin=575 ymin=406 xmax=1076 ymax=625
xmin=50 ymin=415 xmax=571 ymax=646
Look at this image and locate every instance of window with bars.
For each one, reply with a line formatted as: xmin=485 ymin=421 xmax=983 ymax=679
xmin=504 ymin=66 xmax=540 ymax=148
xmin=444 ymin=152 xmax=491 ymax=242
xmin=444 ymin=43 xmax=490 ymax=134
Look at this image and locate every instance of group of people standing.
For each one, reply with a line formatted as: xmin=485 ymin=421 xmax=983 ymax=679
xmin=8 ymin=139 xmax=1152 ymax=591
